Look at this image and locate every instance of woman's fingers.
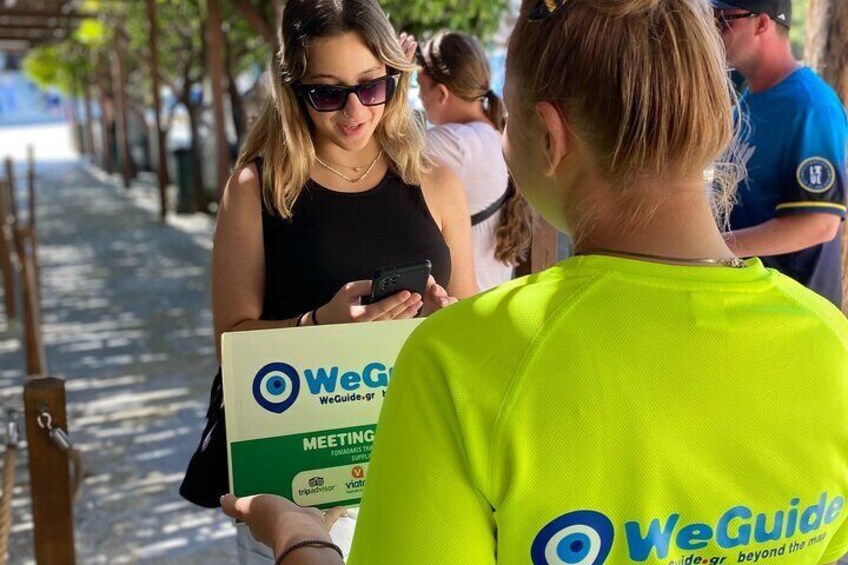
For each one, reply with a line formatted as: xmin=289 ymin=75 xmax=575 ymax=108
xmin=394 ymin=300 xmax=424 ymax=320
xmin=323 ymin=507 xmax=348 ymax=530
xmin=372 ymin=292 xmax=421 ymax=321
xmin=360 ymin=290 xmax=411 ymax=321
xmin=339 ymin=280 xmax=372 ymax=302
xmin=399 ymin=32 xmax=417 ymax=62
xmin=220 ymin=493 xmax=244 ymax=519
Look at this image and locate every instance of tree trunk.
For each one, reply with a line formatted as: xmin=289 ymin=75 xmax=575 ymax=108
xmin=69 ymin=76 xmax=82 ymax=155
xmin=227 ymin=68 xmax=247 ymax=147
xmin=805 ymin=0 xmax=848 ymax=313
xmin=111 ymin=35 xmax=134 ymax=188
xmin=230 ymin=0 xmax=277 ymax=52
xmin=225 ymin=37 xmax=248 ymax=146
xmin=206 ymin=0 xmax=231 ymax=203
xmin=146 ymin=0 xmax=170 ymax=220
xmin=185 ymin=101 xmax=207 ymax=214
xmin=96 ymin=52 xmax=114 ymax=174
xmin=83 ymin=77 xmax=96 ymax=161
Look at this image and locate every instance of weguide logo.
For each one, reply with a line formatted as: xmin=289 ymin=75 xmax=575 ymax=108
xmin=252 ymin=363 xmax=301 ymax=414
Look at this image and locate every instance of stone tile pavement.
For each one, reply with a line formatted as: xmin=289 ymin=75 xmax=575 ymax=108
xmin=0 ymin=123 xmax=236 ymax=563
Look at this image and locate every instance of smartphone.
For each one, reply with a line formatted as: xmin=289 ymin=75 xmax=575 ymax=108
xmin=363 ymin=260 xmax=432 ymax=305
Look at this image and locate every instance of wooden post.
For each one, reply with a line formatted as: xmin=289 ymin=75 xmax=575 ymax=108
xmin=110 ymin=36 xmax=132 ymax=189
xmin=3 ymin=158 xmax=18 ymax=229
xmin=27 ymin=146 xmax=35 ymax=229
xmin=23 ymin=377 xmax=75 ymax=565
xmin=16 ymin=228 xmax=44 ymax=376
xmin=0 ymin=179 xmax=16 ymax=325
xmin=146 ymin=0 xmax=170 ymax=220
xmin=207 ymin=0 xmax=231 ymax=203
xmin=515 ymin=214 xmax=559 ymax=276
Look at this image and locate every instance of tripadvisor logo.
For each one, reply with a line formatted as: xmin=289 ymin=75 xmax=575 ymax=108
xmin=252 ymin=361 xmax=392 ymax=414
xmin=531 ymin=493 xmax=845 ymax=564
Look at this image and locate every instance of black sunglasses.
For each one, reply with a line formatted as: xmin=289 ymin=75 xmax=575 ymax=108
xmin=715 ymin=12 xmax=758 ymax=32
xmin=528 ymin=0 xmax=568 ymax=21
xmin=294 ymin=74 xmax=399 ymax=112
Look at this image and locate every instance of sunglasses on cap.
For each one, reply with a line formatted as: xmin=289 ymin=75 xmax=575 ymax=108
xmin=294 ymin=74 xmax=399 ymax=112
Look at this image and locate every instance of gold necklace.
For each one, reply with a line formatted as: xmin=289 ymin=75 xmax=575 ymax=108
xmin=578 ymin=248 xmax=747 ymax=268
xmin=315 ymin=150 xmax=384 ymax=183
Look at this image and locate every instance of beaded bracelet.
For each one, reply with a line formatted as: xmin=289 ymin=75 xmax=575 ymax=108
xmin=274 ymin=539 xmax=343 ymax=565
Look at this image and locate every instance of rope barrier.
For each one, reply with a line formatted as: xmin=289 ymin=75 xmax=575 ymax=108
xmin=0 ymin=413 xmax=20 ymax=565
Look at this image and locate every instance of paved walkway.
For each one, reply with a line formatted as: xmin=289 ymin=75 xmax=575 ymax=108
xmin=0 ymin=123 xmax=236 ymax=563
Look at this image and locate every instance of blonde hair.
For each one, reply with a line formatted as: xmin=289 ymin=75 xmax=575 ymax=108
xmin=507 ymin=0 xmax=743 ymax=235
xmin=420 ymin=31 xmax=532 ymax=265
xmin=235 ymin=0 xmax=426 ymax=218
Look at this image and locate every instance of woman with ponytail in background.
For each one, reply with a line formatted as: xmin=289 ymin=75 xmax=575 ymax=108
xmin=417 ymin=31 xmax=531 ymax=290
xmin=224 ymin=1 xmax=848 ymax=563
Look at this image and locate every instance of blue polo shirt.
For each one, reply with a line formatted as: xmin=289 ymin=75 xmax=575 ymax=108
xmin=730 ymin=67 xmax=847 ymax=308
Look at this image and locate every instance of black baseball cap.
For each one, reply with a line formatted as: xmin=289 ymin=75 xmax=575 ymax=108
xmin=712 ymin=0 xmax=792 ymax=28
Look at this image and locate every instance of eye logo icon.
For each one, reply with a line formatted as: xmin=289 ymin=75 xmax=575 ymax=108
xmin=531 ymin=510 xmax=614 ymax=565
xmin=252 ymin=363 xmax=301 ymax=414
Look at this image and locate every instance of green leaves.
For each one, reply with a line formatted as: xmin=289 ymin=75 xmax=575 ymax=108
xmin=21 ymin=0 xmax=508 ymax=106
xmin=383 ymin=0 xmax=508 ymax=39
xmin=22 ymin=43 xmax=92 ymax=95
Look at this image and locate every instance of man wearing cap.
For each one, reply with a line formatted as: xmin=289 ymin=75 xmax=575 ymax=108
xmin=714 ymin=0 xmax=848 ymax=308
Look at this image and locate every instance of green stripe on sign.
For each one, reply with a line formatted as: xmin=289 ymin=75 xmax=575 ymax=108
xmin=231 ymin=424 xmax=376 ymax=508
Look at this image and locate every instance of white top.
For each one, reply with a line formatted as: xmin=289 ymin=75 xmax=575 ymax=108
xmin=426 ymin=122 xmax=514 ymax=291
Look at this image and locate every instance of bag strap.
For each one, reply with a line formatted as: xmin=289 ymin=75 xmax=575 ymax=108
xmin=471 ymin=184 xmax=512 ymax=226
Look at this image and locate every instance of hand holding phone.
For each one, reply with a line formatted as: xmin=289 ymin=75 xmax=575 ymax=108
xmin=363 ymin=260 xmax=432 ymax=305
xmin=312 ymin=276 xmax=424 ymax=325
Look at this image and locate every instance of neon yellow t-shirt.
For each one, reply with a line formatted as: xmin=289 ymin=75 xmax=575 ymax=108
xmin=348 ymin=255 xmax=848 ymax=565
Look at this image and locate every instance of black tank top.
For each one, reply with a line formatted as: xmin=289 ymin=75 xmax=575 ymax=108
xmin=256 ymin=159 xmax=452 ymax=320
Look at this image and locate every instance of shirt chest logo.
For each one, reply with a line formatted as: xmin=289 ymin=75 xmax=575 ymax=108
xmin=797 ymin=157 xmax=836 ymax=194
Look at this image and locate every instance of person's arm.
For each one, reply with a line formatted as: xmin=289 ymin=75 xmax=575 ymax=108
xmin=212 ymin=164 xmax=284 ymax=362
xmin=421 ymin=163 xmax=479 ymax=298
xmin=220 ymin=494 xmax=345 ymax=565
xmin=348 ymin=330 xmax=496 ymax=564
xmin=726 ymin=104 xmax=847 ymax=258
xmin=724 ymin=213 xmax=841 ymax=258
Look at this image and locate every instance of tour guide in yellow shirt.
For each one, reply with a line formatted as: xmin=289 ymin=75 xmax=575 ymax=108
xmin=349 ymin=255 xmax=848 ymax=564
xmin=221 ymin=0 xmax=848 ymax=563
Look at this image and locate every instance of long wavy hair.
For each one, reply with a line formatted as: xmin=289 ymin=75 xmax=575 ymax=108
xmin=420 ymin=31 xmax=532 ymax=266
xmin=235 ymin=0 xmax=426 ymax=218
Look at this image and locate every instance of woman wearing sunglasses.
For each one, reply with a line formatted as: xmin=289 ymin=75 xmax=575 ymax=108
xmin=223 ymin=0 xmax=848 ymax=563
xmin=181 ymin=0 xmax=478 ymax=561
xmin=217 ymin=0 xmax=477 ymax=341
xmin=415 ymin=31 xmax=531 ymax=291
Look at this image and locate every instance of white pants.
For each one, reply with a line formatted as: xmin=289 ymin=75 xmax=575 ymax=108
xmin=236 ymin=508 xmax=359 ymax=564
